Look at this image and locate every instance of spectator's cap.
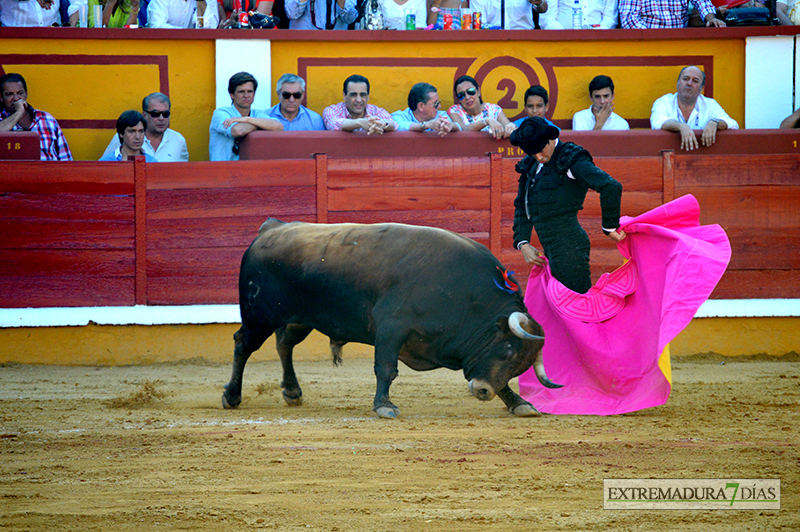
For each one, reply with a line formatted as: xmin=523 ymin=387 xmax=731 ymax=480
xmin=510 ymin=117 xmax=560 ymax=155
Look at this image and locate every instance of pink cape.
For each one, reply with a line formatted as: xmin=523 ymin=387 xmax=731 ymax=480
xmin=518 ymin=194 xmax=731 ymax=415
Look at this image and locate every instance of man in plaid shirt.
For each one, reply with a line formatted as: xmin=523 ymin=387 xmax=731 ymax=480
xmin=0 ymin=74 xmax=72 ymax=161
xmin=1 ymin=73 xmax=72 ymax=161
xmin=323 ymin=75 xmax=397 ymax=135
xmin=619 ymin=0 xmax=726 ymax=28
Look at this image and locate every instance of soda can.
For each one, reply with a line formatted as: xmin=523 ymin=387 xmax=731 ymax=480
xmin=461 ymin=12 xmax=472 ymax=29
xmin=473 ymin=11 xmax=481 ymax=29
xmin=239 ymin=10 xmax=249 ymax=27
xmin=443 ymin=13 xmax=453 ymax=29
xmin=405 ymin=13 xmax=415 ymax=30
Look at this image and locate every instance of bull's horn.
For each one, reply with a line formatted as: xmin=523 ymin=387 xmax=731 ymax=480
xmin=508 ymin=312 xmax=544 ymax=340
xmin=533 ymin=350 xmax=563 ymax=389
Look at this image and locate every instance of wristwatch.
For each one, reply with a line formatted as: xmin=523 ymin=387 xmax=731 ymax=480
xmin=709 ymin=118 xmax=720 ymax=125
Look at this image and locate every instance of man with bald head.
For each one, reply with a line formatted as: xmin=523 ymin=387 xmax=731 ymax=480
xmin=650 ymin=65 xmax=738 ymax=151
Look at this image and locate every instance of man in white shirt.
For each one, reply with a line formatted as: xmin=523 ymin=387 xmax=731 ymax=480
xmin=469 ymin=0 xmax=547 ymax=29
xmin=572 ymin=75 xmax=630 ymax=131
xmin=391 ymin=82 xmax=460 ymax=136
xmin=101 ymin=93 xmax=189 ymax=162
xmin=284 ymin=0 xmax=358 ymax=29
xmin=147 ymin=0 xmax=218 ymax=27
xmin=0 ymin=0 xmax=61 ymax=26
xmin=650 ymin=65 xmax=738 ymax=151
xmin=540 ymin=0 xmax=618 ymax=28
xmin=209 ymin=72 xmax=282 ymax=161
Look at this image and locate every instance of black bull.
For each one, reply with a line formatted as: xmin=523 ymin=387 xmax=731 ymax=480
xmin=222 ymin=219 xmax=561 ymax=418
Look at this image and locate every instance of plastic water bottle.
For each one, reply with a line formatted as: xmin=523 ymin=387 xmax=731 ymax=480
xmin=572 ymin=0 xmax=582 ymax=29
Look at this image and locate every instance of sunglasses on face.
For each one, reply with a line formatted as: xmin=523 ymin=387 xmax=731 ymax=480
xmin=145 ymin=110 xmax=170 ymax=118
xmin=281 ymin=91 xmax=303 ymax=100
xmin=456 ymin=87 xmax=478 ymax=101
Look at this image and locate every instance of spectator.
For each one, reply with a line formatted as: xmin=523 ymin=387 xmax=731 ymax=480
xmin=447 ymin=75 xmax=516 ymax=139
xmin=147 ymin=0 xmax=218 ymax=27
xmin=650 ymin=65 xmax=738 ymax=151
xmin=100 ymin=110 xmax=158 ymax=162
xmin=427 ymin=0 xmax=462 ymax=27
xmin=0 ymin=0 xmax=62 ymax=26
xmin=779 ymin=108 xmax=800 ymax=128
xmin=776 ymin=0 xmax=799 ymax=24
xmin=540 ymin=0 xmax=615 ymax=28
xmin=88 ymin=0 xmax=140 ymax=26
xmin=619 ymin=0 xmax=725 ymax=27
xmin=66 ymin=0 xmax=88 ymax=26
xmin=0 ymin=73 xmax=72 ymax=161
xmin=285 ymin=0 xmax=358 ymax=28
xmin=267 ymin=74 xmax=325 ymax=131
xmin=323 ymin=75 xmax=396 ymax=134
xmin=391 ymin=82 xmax=460 ymax=136
xmin=209 ymin=72 xmax=282 ymax=161
xmin=217 ymin=0 xmax=273 ymax=28
xmin=458 ymin=0 xmax=547 ymax=28
xmin=513 ymin=85 xmax=558 ymax=129
xmin=101 ymin=92 xmax=189 ymax=162
xmin=572 ymin=75 xmax=630 ymax=131
xmin=380 ymin=0 xmax=427 ymax=29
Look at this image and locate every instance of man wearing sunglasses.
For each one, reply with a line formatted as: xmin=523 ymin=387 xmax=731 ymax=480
xmin=391 ymin=82 xmax=460 ymax=136
xmin=267 ymin=74 xmax=325 ymax=131
xmin=100 ymin=92 xmax=189 ymax=162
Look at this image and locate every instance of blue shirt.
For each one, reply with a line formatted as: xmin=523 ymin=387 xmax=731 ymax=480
xmin=267 ymin=104 xmax=325 ymax=131
xmin=390 ymin=108 xmax=459 ymax=131
xmin=513 ymin=116 xmax=560 ymax=130
xmin=209 ymin=104 xmax=273 ymax=161
xmin=99 ymin=148 xmax=158 ymax=162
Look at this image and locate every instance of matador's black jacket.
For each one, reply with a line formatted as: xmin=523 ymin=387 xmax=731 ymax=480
xmin=512 ymin=140 xmax=623 ymax=293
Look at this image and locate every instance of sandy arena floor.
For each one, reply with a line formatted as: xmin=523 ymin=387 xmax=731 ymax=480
xmin=0 ymin=354 xmax=797 ymax=531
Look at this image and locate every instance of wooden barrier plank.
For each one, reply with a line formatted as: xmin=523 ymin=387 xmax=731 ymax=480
xmin=500 ymin=191 xmax=664 ymax=221
xmin=0 ymin=193 xmax=134 ymax=221
xmin=146 ymin=247 xmax=243 ymax=278
xmin=327 ymin=157 xmax=491 ymax=187
xmin=0 ymin=249 xmax=134 ymax=276
xmin=147 ymin=186 xmax=317 ymax=220
xmin=147 ymin=215 xmax=316 ymax=250
xmin=328 ymin=186 xmax=489 ymax=212
xmin=0 ymin=276 xmax=135 ymax=308
xmin=0 ymin=162 xmax=134 ymax=194
xmin=724 ymin=227 xmax=800 ymax=270
xmin=147 ymin=276 xmax=239 ymax=305
xmin=677 ymin=186 xmax=800 ymax=229
xmin=712 ymin=270 xmax=800 ymax=299
xmin=146 ymin=160 xmax=317 ymax=190
xmin=326 ymin=210 xmax=489 ymax=234
xmin=0 ymin=219 xmax=134 ymax=250
xmin=674 ymin=154 xmax=800 ymax=186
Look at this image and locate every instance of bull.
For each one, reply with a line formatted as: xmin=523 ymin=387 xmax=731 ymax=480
xmin=222 ymin=219 xmax=561 ymax=418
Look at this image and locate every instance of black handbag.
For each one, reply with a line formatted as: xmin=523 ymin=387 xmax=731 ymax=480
xmin=723 ymin=7 xmax=771 ymax=25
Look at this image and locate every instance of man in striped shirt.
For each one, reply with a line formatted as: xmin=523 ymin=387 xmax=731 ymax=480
xmin=0 ymin=73 xmax=72 ymax=161
xmin=323 ymin=75 xmax=396 ymax=135
xmin=619 ymin=0 xmax=726 ymax=28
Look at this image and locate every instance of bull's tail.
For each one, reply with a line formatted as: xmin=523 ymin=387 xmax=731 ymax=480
xmin=330 ymin=340 xmax=345 ymax=367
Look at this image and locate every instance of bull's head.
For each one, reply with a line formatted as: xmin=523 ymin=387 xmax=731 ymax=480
xmin=467 ymin=312 xmax=562 ymax=402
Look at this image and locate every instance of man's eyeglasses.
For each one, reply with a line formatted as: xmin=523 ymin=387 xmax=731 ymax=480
xmin=456 ymin=87 xmax=478 ymax=101
xmin=145 ymin=110 xmax=170 ymax=118
xmin=429 ymin=100 xmax=441 ymax=109
xmin=281 ymin=91 xmax=303 ymax=100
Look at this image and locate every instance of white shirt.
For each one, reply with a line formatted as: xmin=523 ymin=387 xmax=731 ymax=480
xmin=469 ymin=0 xmax=537 ymax=29
xmin=0 ymin=0 xmax=61 ymax=26
xmin=147 ymin=0 xmax=218 ymax=28
xmin=285 ymin=0 xmax=358 ymax=29
xmin=540 ymin=0 xmax=618 ymax=29
xmin=572 ymin=107 xmax=630 ymax=131
xmin=379 ymin=0 xmax=427 ymax=29
xmin=650 ymin=93 xmax=739 ymax=130
xmin=101 ymin=128 xmax=190 ymax=162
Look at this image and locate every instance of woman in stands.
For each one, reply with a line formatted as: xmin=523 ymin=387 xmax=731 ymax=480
xmin=88 ymin=0 xmax=140 ymax=27
xmin=447 ymin=75 xmax=517 ymax=140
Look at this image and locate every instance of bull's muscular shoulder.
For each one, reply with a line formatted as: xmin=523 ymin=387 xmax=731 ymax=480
xmin=258 ymin=217 xmax=286 ymax=234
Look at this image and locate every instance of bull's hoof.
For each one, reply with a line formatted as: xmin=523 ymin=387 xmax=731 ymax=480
xmin=282 ymin=390 xmax=303 ymax=407
xmin=510 ymin=403 xmax=540 ymax=417
xmin=374 ymin=406 xmax=400 ymax=419
xmin=222 ymin=393 xmax=240 ymax=409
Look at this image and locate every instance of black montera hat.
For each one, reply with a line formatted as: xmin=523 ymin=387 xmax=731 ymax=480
xmin=509 ymin=117 xmax=560 ymax=155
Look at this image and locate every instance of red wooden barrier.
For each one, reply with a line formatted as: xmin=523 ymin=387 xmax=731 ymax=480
xmin=1 ymin=145 xmax=797 ymax=309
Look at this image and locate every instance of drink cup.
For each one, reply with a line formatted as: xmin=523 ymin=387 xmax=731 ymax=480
xmin=93 ymin=4 xmax=103 ymax=27
xmin=79 ymin=4 xmax=87 ymax=27
xmin=196 ymin=15 xmax=205 ymax=27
